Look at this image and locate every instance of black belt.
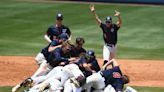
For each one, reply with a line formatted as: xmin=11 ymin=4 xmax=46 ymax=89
xmin=106 ymin=43 xmax=116 ymax=47
xmin=100 ymin=71 xmax=105 ymax=78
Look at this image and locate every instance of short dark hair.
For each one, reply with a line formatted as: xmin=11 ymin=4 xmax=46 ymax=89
xmin=122 ymin=75 xmax=130 ymax=84
xmin=76 ymin=37 xmax=85 ymax=44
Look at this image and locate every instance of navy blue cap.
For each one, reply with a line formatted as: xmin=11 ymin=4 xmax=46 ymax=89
xmin=106 ymin=16 xmax=112 ymax=23
xmin=59 ymin=33 xmax=69 ymax=41
xmin=56 ymin=13 xmax=63 ymax=20
xmin=86 ymin=50 xmax=95 ymax=58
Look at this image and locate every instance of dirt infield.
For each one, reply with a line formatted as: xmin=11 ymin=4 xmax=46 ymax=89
xmin=0 ymin=56 xmax=164 ymax=87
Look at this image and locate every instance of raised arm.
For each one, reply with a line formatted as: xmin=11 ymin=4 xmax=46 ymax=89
xmin=114 ymin=10 xmax=122 ymax=27
xmin=102 ymin=59 xmax=119 ymax=70
xmin=90 ymin=5 xmax=102 ymax=26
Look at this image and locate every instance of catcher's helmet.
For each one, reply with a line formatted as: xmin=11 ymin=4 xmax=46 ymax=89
xmin=86 ymin=50 xmax=95 ymax=58
xmin=56 ymin=13 xmax=63 ymax=20
xmin=106 ymin=16 xmax=112 ymax=23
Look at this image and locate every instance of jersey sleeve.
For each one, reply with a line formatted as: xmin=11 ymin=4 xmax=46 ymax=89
xmin=91 ymin=59 xmax=100 ymax=72
xmin=46 ymin=26 xmax=52 ymax=36
xmin=100 ymin=23 xmax=106 ymax=32
xmin=49 ymin=40 xmax=58 ymax=47
xmin=49 ymin=48 xmax=69 ymax=67
xmin=77 ymin=57 xmax=87 ymax=65
xmin=67 ymin=27 xmax=71 ymax=36
xmin=65 ymin=26 xmax=71 ymax=37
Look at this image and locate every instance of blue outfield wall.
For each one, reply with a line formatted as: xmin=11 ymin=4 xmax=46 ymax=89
xmin=76 ymin=0 xmax=164 ymax=5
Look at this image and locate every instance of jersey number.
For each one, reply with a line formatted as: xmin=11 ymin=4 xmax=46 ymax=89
xmin=113 ymin=72 xmax=121 ymax=78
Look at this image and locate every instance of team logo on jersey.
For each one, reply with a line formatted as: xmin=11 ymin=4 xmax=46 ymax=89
xmin=113 ymin=72 xmax=121 ymax=78
xmin=111 ymin=28 xmax=114 ymax=32
xmin=62 ymin=29 xmax=67 ymax=33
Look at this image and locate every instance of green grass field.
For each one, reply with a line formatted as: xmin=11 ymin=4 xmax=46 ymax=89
xmin=0 ymin=0 xmax=164 ymax=59
xmin=0 ymin=0 xmax=164 ymax=91
xmin=1 ymin=86 xmax=164 ymax=92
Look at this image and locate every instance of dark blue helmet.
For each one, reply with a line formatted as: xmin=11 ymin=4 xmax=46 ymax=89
xmin=86 ymin=50 xmax=95 ymax=58
xmin=106 ymin=16 xmax=112 ymax=23
xmin=59 ymin=33 xmax=69 ymax=41
xmin=56 ymin=13 xmax=63 ymax=20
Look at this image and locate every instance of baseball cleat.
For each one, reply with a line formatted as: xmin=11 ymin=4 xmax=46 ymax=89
xmin=70 ymin=78 xmax=80 ymax=88
xmin=20 ymin=78 xmax=33 ymax=87
xmin=12 ymin=84 xmax=21 ymax=92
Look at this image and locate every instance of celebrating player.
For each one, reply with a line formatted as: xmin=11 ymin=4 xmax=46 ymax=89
xmin=89 ymin=5 xmax=122 ymax=65
xmin=85 ymin=59 xmax=130 ymax=92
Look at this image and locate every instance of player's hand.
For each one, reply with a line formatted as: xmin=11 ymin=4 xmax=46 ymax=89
xmin=101 ymin=66 xmax=106 ymax=71
xmin=90 ymin=4 xmax=95 ymax=12
xmin=114 ymin=10 xmax=120 ymax=16
xmin=59 ymin=62 xmax=65 ymax=66
xmin=68 ymin=57 xmax=77 ymax=62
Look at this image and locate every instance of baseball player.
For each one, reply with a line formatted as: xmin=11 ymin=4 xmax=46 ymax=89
xmin=28 ymin=62 xmax=86 ymax=92
xmin=63 ymin=50 xmax=101 ymax=92
xmin=12 ymin=41 xmax=73 ymax=92
xmin=71 ymin=37 xmax=86 ymax=57
xmin=35 ymin=32 xmax=69 ymax=66
xmin=44 ymin=13 xmax=71 ymax=43
xmin=24 ymin=77 xmax=62 ymax=92
xmin=89 ymin=5 xmax=122 ymax=65
xmin=78 ymin=50 xmax=100 ymax=77
xmin=85 ymin=59 xmax=130 ymax=92
xmin=25 ymin=64 xmax=85 ymax=92
xmin=23 ymin=66 xmax=64 ymax=92
xmin=35 ymin=50 xmax=99 ymax=92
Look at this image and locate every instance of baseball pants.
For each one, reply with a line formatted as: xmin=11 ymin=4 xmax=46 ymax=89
xmin=103 ymin=44 xmax=117 ymax=61
xmin=85 ymin=72 xmax=106 ymax=91
xmin=32 ymin=66 xmax=63 ymax=85
xmin=35 ymin=52 xmax=47 ymax=66
xmin=61 ymin=64 xmax=84 ymax=86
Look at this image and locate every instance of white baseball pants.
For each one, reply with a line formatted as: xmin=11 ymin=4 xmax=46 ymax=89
xmin=61 ymin=64 xmax=84 ymax=86
xmin=84 ymin=72 xmax=105 ymax=92
xmin=103 ymin=44 xmax=117 ymax=61
xmin=32 ymin=66 xmax=63 ymax=85
xmin=35 ymin=52 xmax=47 ymax=66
